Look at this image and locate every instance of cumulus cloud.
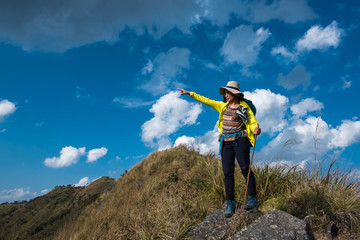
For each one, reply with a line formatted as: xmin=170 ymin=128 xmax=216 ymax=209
xmin=87 ymin=147 xmax=108 ymax=163
xmin=278 ymin=65 xmax=311 ymax=90
xmin=174 ymin=125 xmax=220 ymax=154
xmin=273 ymin=21 xmax=344 ymax=63
xmin=0 ymin=0 xmax=315 ymax=52
xmin=0 ymin=99 xmax=16 ymax=122
xmin=328 ymin=120 xmax=360 ymax=149
xmin=220 ymin=25 xmax=271 ymax=67
xmin=290 ymin=98 xmax=324 ymax=117
xmin=74 ymin=177 xmax=90 ymax=187
xmin=140 ymin=47 xmax=190 ymax=96
xmin=44 ymin=146 xmax=86 ymax=168
xmin=296 ymin=21 xmax=343 ymax=52
xmin=141 ymin=91 xmax=202 ymax=149
xmin=257 ymin=116 xmax=360 ymax=165
xmin=244 ymin=89 xmax=289 ymax=135
xmin=0 ymin=188 xmax=37 ymax=203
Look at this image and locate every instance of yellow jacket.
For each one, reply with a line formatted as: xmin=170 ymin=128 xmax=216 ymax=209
xmin=190 ymin=92 xmax=259 ymax=146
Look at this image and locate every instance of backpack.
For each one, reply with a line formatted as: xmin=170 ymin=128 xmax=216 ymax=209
xmin=243 ymin=98 xmax=256 ymax=116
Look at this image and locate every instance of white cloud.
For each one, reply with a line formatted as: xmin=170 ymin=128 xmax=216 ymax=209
xmin=174 ymin=125 xmax=220 ymax=154
xmin=290 ymin=98 xmax=324 ymax=117
xmin=141 ymin=47 xmax=191 ymax=96
xmin=352 ymin=169 xmax=360 ymax=180
xmin=0 ymin=188 xmax=37 ymax=203
xmin=328 ymin=120 xmax=360 ymax=149
xmin=113 ymin=97 xmax=154 ymax=108
xmin=257 ymin=116 xmax=360 ymax=165
xmin=271 ymin=45 xmax=297 ymax=62
xmin=220 ymin=25 xmax=271 ymax=67
xmin=44 ymin=146 xmax=86 ymax=168
xmin=342 ymin=80 xmax=352 ymax=89
xmin=0 ymin=99 xmax=16 ymax=122
xmin=74 ymin=177 xmax=90 ymax=187
xmin=87 ymin=147 xmax=108 ymax=163
xmin=0 ymin=129 xmax=6 ymax=133
xmin=141 ymin=60 xmax=154 ymax=74
xmin=296 ymin=21 xmax=343 ymax=52
xmin=244 ymin=89 xmax=289 ymax=135
xmin=141 ymin=91 xmax=202 ymax=149
xmin=273 ymin=21 xmax=344 ymax=63
xmin=341 ymin=75 xmax=352 ymax=90
xmin=41 ymin=189 xmax=49 ymax=194
xmin=278 ymin=65 xmax=311 ymax=90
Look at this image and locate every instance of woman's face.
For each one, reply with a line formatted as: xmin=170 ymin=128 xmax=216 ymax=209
xmin=224 ymin=90 xmax=235 ymax=102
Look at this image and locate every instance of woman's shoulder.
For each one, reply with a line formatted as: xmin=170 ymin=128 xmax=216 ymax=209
xmin=239 ymin=100 xmax=249 ymax=107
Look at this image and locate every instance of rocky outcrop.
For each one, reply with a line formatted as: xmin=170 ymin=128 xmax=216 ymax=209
xmin=186 ymin=207 xmax=315 ymax=240
xmin=231 ymin=209 xmax=315 ymax=240
xmin=185 ymin=204 xmax=263 ymax=240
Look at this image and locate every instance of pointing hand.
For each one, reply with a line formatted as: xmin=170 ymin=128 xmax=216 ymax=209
xmin=178 ymin=88 xmax=190 ymax=95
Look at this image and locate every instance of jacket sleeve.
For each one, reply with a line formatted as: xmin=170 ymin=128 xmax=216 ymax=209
xmin=189 ymin=92 xmax=224 ymax=113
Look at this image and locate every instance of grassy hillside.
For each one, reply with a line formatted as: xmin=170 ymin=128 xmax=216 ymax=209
xmin=0 ymin=177 xmax=115 ymax=240
xmin=1 ymin=146 xmax=359 ymax=239
xmin=54 ymin=146 xmax=360 ymax=239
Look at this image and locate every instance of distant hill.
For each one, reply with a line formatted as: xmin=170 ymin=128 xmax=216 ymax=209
xmin=1 ymin=146 xmax=359 ymax=239
xmin=0 ymin=177 xmax=115 ymax=240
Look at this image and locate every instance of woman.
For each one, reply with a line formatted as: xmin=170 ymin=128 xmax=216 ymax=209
xmin=178 ymin=81 xmax=261 ymax=218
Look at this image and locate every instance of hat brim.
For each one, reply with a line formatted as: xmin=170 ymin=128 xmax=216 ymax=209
xmin=219 ymin=86 xmax=243 ymax=96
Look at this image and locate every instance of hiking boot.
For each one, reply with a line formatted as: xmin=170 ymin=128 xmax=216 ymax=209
xmin=224 ymin=200 xmax=236 ymax=218
xmin=244 ymin=196 xmax=258 ymax=210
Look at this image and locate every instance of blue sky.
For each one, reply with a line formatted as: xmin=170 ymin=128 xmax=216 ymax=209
xmin=0 ymin=0 xmax=359 ymax=203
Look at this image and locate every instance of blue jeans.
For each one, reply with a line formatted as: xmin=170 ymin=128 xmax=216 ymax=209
xmin=221 ymin=137 xmax=256 ymax=200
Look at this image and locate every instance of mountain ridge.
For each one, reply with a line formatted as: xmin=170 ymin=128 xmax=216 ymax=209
xmin=1 ymin=146 xmax=359 ymax=239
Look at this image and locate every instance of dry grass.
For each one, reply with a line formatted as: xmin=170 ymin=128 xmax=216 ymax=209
xmin=53 ymin=145 xmax=360 ymax=240
xmin=55 ymin=146 xmax=225 ymax=240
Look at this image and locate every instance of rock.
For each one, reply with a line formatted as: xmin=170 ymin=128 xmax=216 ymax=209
xmin=230 ymin=209 xmax=315 ymax=240
xmin=185 ymin=203 xmax=263 ymax=240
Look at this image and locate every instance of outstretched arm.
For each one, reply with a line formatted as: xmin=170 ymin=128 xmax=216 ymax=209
xmin=178 ymin=88 xmax=224 ymax=113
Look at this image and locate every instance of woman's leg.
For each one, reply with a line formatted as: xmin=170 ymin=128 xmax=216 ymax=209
xmin=221 ymin=141 xmax=236 ymax=200
xmin=234 ymin=137 xmax=256 ymax=197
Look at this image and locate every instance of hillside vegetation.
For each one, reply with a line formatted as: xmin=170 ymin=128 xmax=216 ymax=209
xmin=55 ymin=146 xmax=359 ymax=240
xmin=1 ymin=146 xmax=359 ymax=239
xmin=0 ymin=177 xmax=115 ymax=240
